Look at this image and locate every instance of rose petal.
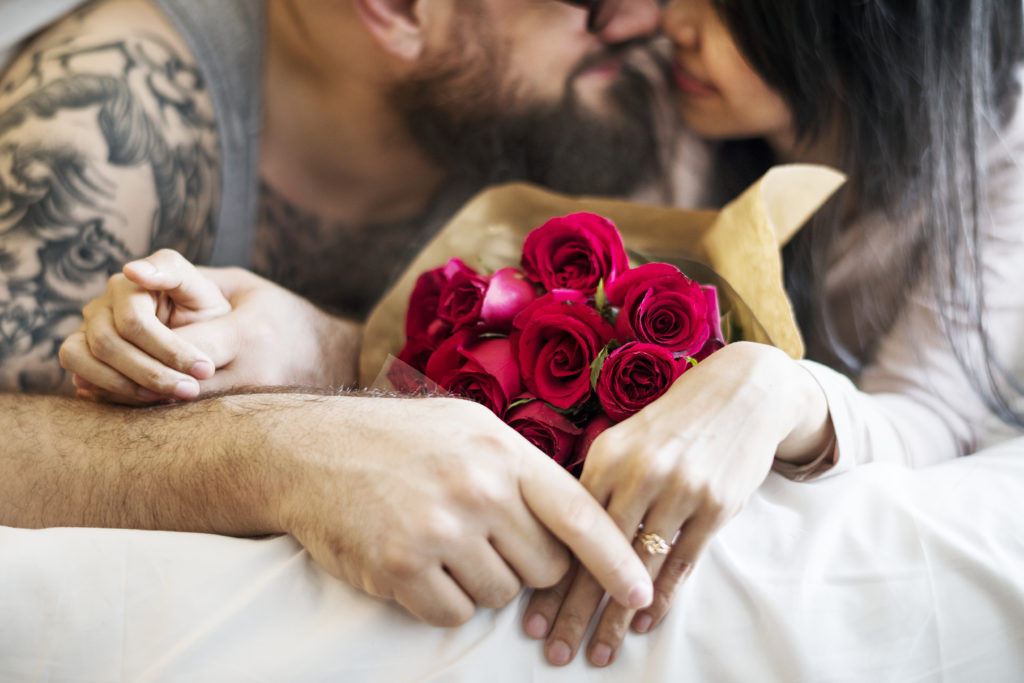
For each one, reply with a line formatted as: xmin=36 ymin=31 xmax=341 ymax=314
xmin=480 ymin=268 xmax=538 ymax=331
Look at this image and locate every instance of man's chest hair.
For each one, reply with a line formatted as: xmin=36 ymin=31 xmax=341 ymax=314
xmin=250 ymin=181 xmax=443 ymax=320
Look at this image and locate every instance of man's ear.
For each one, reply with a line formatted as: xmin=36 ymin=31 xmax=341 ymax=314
xmin=353 ymin=0 xmax=427 ymax=61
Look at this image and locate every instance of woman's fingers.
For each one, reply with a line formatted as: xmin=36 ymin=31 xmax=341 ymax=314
xmin=60 ymin=330 xmax=141 ymax=401
xmin=632 ymin=509 xmax=721 ymax=634
xmin=83 ymin=303 xmax=201 ymax=400
xmin=122 ymin=249 xmax=232 ymax=325
xmin=580 ymin=490 xmax=701 ymax=667
xmin=110 ymin=277 xmax=216 ymax=379
xmin=172 ymin=317 xmax=242 ymax=372
xmin=523 ymin=564 xmax=577 ymax=640
xmin=541 ymin=568 xmax=608 ymax=666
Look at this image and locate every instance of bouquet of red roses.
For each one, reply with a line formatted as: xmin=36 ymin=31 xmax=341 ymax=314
xmin=394 ymin=212 xmax=726 ymax=474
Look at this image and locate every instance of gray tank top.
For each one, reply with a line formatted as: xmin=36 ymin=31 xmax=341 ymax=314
xmin=151 ymin=0 xmax=265 ymax=267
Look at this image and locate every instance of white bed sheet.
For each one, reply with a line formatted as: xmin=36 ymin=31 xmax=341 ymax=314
xmin=2 ymin=439 xmax=1024 ymax=682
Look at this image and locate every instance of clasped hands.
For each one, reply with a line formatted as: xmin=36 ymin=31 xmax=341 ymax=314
xmin=60 ymin=250 xmax=828 ymax=668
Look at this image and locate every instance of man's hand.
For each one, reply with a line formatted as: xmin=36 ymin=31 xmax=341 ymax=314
xmin=59 ymin=250 xmax=361 ymax=403
xmin=269 ymin=395 xmax=654 ymax=626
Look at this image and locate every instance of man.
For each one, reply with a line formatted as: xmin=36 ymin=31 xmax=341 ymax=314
xmin=0 ymin=0 xmax=664 ymax=626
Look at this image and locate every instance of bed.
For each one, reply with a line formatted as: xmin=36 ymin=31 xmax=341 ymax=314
xmin=3 ymin=436 xmax=1023 ymax=682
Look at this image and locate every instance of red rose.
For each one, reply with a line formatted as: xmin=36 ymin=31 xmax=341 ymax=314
xmin=511 ymin=289 xmax=616 ymax=410
xmin=425 ymin=330 xmax=522 ymax=416
xmin=596 ymin=341 xmax=684 ymax=422
xmin=607 ymin=262 xmax=712 ymax=356
xmin=505 ymin=398 xmax=582 ymax=467
xmin=405 ymin=266 xmax=451 ymax=338
xmin=397 ymin=334 xmax=439 ymax=374
xmin=480 ymin=267 xmax=538 ymax=332
xmin=692 ymin=285 xmax=726 ymax=361
xmin=521 ymin=213 xmax=629 ymax=295
xmin=437 ymin=259 xmax=489 ymax=331
xmin=568 ymin=413 xmax=616 ymax=474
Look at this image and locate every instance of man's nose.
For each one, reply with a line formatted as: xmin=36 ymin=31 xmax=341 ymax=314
xmin=596 ymin=0 xmax=661 ymax=43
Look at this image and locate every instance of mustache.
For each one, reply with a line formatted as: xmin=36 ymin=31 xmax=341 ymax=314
xmin=570 ymin=36 xmax=667 ymax=80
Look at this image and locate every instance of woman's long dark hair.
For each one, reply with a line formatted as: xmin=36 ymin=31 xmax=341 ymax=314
xmin=708 ymin=0 xmax=1024 ymax=427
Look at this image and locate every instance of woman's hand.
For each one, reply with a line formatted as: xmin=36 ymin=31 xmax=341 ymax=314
xmin=59 ymin=249 xmax=362 ymax=404
xmin=522 ymin=341 xmax=834 ymax=667
xmin=59 ymin=249 xmax=232 ymax=404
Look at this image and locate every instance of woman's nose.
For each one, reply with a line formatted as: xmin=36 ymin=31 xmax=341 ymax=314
xmin=661 ymin=0 xmax=700 ymax=49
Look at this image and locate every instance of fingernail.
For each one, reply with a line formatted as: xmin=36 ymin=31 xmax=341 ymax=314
xmin=628 ymin=580 xmax=653 ymax=610
xmin=524 ymin=613 xmax=548 ymax=639
xmin=547 ymin=640 xmax=572 ymax=667
xmin=590 ymin=643 xmax=613 ymax=667
xmin=173 ymin=379 xmax=200 ymax=400
xmin=137 ymin=387 xmax=163 ymax=401
xmin=72 ymin=375 xmax=93 ymax=390
xmin=127 ymin=260 xmax=157 ymax=276
xmin=633 ymin=613 xmax=653 ymax=633
xmin=190 ymin=360 xmax=215 ymax=380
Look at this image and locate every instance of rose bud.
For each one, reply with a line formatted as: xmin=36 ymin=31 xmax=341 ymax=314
xmin=596 ymin=341 xmax=685 ymax=422
xmin=480 ymin=267 xmax=538 ymax=332
xmin=437 ymin=258 xmax=490 ymax=331
xmin=521 ymin=212 xmax=629 ymax=296
xmin=425 ymin=329 xmax=522 ymax=416
xmin=505 ymin=398 xmax=582 ymax=467
xmin=566 ymin=413 xmax=617 ymax=475
xmin=606 ymin=262 xmax=711 ymax=356
xmin=511 ymin=289 xmax=616 ymax=411
xmin=689 ymin=286 xmax=726 ymax=362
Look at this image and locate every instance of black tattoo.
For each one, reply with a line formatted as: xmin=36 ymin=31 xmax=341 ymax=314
xmin=252 ymin=182 xmax=471 ymax=321
xmin=0 ymin=29 xmax=220 ymax=392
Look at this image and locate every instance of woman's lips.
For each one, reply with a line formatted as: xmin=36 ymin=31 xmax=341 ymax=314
xmin=581 ymin=55 xmax=623 ymax=79
xmin=673 ymin=63 xmax=717 ymax=96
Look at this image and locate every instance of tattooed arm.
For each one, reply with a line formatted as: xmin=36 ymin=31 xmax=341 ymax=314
xmin=0 ymin=0 xmax=219 ymax=393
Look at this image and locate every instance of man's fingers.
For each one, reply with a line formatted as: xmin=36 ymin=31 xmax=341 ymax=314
xmin=392 ymin=567 xmax=476 ymax=627
xmin=444 ymin=539 xmax=522 ymax=610
xmin=518 ymin=451 xmax=652 ymax=612
xmin=123 ymin=249 xmax=231 ymax=325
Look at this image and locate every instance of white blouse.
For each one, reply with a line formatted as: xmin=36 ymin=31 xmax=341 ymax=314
xmin=655 ymin=85 xmax=1024 ymax=476
xmin=807 ymin=92 xmax=1024 ymax=475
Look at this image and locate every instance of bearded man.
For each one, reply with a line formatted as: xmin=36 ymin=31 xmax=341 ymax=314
xmin=0 ymin=0 xmax=664 ymax=628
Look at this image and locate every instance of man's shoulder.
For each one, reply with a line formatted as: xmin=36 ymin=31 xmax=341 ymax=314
xmin=0 ymin=0 xmax=222 ymax=393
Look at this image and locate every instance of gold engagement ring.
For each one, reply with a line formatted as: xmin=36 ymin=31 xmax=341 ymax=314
xmin=637 ymin=531 xmax=671 ymax=556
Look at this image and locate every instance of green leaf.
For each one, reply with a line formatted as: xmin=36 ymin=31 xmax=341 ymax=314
xmin=595 ymin=279 xmax=608 ymax=312
xmin=507 ymin=397 xmax=534 ymax=411
xmin=590 ymin=342 xmax=616 ymax=391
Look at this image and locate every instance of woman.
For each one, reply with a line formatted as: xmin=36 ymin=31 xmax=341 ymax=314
xmin=522 ymin=0 xmax=1024 ymax=668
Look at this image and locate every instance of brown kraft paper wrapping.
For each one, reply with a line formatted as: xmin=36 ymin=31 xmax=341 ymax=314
xmin=359 ymin=164 xmax=846 ymax=387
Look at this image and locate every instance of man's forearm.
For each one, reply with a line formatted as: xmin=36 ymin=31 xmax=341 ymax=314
xmin=0 ymin=393 xmax=304 ymax=533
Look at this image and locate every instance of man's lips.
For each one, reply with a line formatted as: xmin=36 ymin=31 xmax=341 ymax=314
xmin=672 ymin=62 xmax=716 ymax=96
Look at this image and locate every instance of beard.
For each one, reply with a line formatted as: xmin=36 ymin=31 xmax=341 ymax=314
xmin=389 ymin=23 xmax=665 ymax=197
